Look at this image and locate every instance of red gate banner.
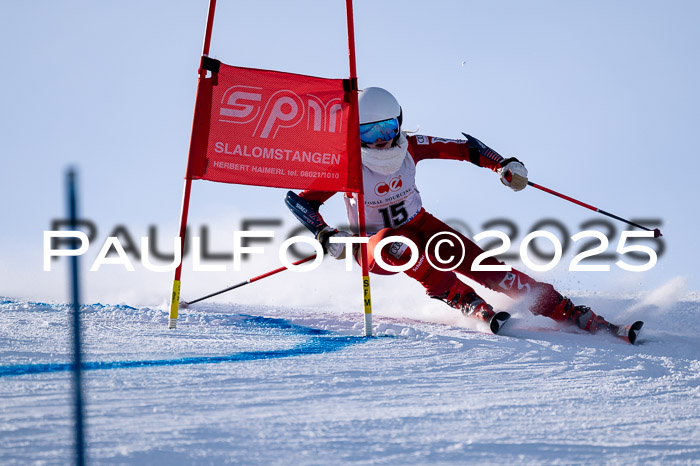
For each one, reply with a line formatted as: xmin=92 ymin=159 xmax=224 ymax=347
xmin=187 ymin=61 xmax=362 ymax=193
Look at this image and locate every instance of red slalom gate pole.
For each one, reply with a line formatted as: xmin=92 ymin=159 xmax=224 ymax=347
xmin=181 ymin=254 xmax=318 ymax=306
xmin=345 ymin=0 xmax=373 ymax=337
xmin=169 ymin=0 xmax=218 ymax=329
xmin=527 ymin=181 xmax=663 ymax=237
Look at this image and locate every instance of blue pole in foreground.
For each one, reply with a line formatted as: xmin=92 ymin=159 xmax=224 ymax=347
xmin=67 ymin=168 xmax=86 ymax=466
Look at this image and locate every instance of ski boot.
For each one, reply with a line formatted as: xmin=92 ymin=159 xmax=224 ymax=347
xmin=571 ymin=305 xmax=644 ymax=345
xmin=433 ymin=287 xmax=510 ymax=334
xmin=549 ymin=296 xmax=643 ymax=344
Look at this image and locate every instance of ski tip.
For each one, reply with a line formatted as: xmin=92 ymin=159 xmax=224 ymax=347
xmin=490 ymin=311 xmax=511 ymax=335
xmin=627 ymin=321 xmax=644 ymax=345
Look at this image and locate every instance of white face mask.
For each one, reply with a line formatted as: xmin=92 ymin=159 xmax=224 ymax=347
xmin=361 ymin=132 xmax=408 ymax=175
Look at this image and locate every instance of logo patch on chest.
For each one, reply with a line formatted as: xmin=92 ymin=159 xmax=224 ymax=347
xmin=374 ymin=176 xmax=403 ymax=196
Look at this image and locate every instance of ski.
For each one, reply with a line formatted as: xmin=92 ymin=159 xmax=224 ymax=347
xmin=611 ymin=320 xmax=644 ymax=345
xmin=489 ymin=311 xmax=511 ymax=335
xmin=482 ymin=316 xmax=643 ymax=344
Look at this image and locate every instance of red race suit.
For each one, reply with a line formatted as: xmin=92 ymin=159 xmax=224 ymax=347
xmin=298 ymin=133 xmax=565 ymax=319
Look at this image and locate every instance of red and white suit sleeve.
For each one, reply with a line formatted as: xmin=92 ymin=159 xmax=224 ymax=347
xmin=407 ymin=134 xmax=504 ymax=172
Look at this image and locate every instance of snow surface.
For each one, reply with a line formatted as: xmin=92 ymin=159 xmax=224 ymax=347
xmin=1 ymin=294 xmax=699 ymax=465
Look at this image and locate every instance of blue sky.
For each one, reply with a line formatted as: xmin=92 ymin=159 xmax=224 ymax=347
xmin=1 ymin=1 xmax=698 ymax=307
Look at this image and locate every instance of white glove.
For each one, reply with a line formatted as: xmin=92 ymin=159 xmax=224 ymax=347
xmin=498 ymin=158 xmax=528 ymax=191
xmin=316 ymin=227 xmax=352 ymax=260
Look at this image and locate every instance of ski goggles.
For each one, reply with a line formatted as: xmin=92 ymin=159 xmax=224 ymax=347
xmin=359 ymin=118 xmax=400 ymax=145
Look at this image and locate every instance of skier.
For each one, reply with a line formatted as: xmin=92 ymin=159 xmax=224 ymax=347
xmin=285 ymin=87 xmax=641 ymax=343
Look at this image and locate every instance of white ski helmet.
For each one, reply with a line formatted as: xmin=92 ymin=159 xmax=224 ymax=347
xmin=358 ymin=87 xmax=402 ymax=125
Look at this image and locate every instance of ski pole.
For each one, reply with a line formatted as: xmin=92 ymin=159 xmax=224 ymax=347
xmin=527 ymin=181 xmax=662 ymax=237
xmin=181 ymin=253 xmax=318 ymax=307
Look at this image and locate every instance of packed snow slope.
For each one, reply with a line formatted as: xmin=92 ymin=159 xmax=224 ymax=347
xmin=1 ymin=294 xmax=698 ymax=465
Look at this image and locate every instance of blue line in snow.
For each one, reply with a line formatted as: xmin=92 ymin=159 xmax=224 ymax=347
xmin=0 ymin=309 xmax=367 ymax=378
xmin=0 ymin=335 xmax=364 ymax=378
